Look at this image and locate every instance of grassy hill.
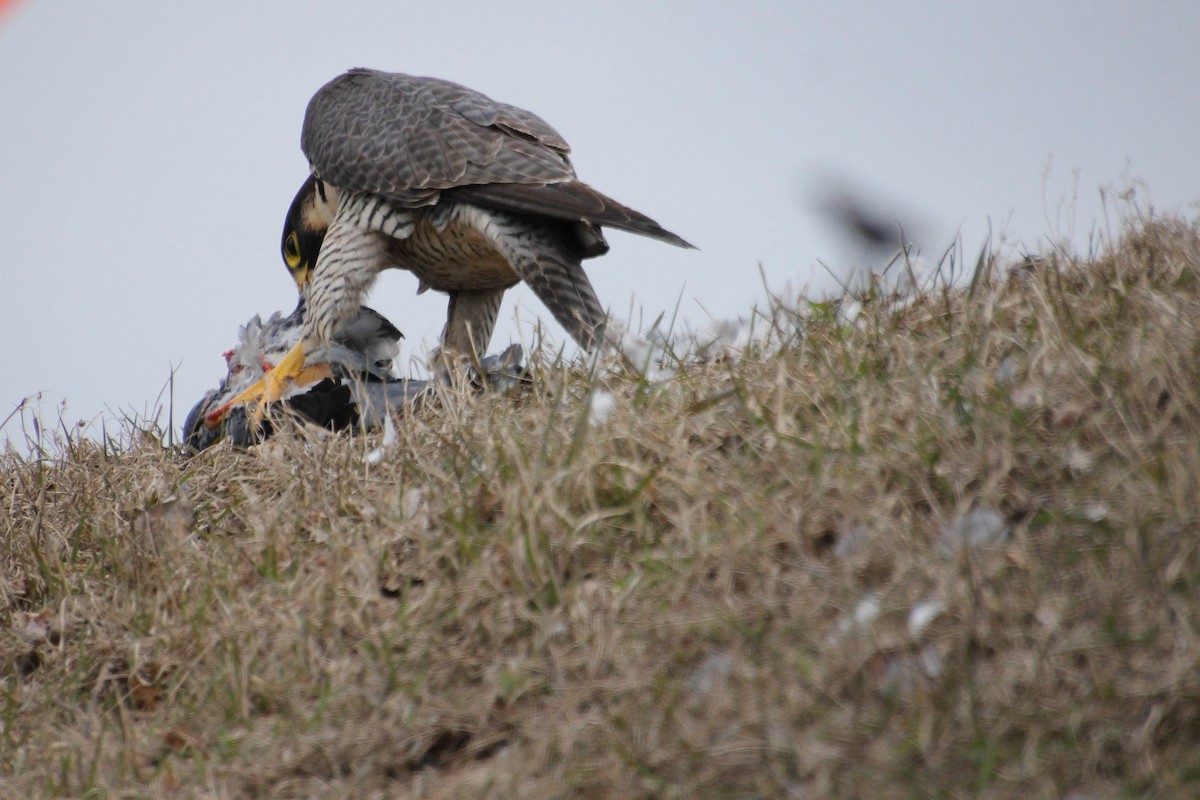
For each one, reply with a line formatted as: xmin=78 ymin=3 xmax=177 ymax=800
xmin=3 ymin=213 xmax=1200 ymax=798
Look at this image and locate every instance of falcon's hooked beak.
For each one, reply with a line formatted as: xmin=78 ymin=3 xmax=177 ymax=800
xmin=281 ymin=174 xmax=340 ymax=292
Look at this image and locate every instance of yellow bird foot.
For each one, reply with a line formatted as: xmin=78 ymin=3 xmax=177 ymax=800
xmin=204 ymin=340 xmax=317 ymax=430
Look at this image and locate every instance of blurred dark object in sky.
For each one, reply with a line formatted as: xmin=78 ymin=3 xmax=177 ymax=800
xmin=813 ymin=179 xmax=923 ymax=255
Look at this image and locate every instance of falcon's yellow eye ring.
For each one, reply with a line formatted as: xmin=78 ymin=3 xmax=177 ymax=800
xmin=283 ymin=232 xmax=302 ymax=269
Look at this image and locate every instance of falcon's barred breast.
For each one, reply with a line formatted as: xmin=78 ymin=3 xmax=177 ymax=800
xmin=286 ymin=68 xmax=694 ymax=360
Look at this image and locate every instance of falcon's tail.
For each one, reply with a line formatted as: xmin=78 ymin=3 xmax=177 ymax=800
xmin=449 ymin=180 xmax=695 ymax=251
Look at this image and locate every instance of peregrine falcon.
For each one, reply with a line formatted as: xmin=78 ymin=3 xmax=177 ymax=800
xmin=225 ymin=68 xmax=693 ymax=415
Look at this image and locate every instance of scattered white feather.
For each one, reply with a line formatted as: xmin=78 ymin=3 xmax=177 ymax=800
xmin=1065 ymin=443 xmax=1096 ymax=474
xmin=836 ymin=297 xmax=865 ymax=325
xmin=994 ymin=355 xmax=1020 ymax=386
xmin=401 ymin=486 xmax=425 ymax=519
xmin=686 ymin=651 xmax=733 ymax=697
xmin=831 ymin=593 xmax=882 ymax=643
xmin=937 ymin=508 xmax=1009 ymax=555
xmin=615 ymin=325 xmax=672 ymax=381
xmin=588 ymin=390 xmax=615 ymax=426
xmin=364 ymin=413 xmax=398 ymax=465
xmin=854 ymin=595 xmax=881 ymax=626
xmin=688 ymin=317 xmax=746 ymax=360
xmin=917 ymin=645 xmax=944 ymax=679
xmin=907 ymin=599 xmax=945 ymax=638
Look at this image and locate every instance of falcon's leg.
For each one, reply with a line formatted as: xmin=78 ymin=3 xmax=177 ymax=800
xmin=497 ymin=233 xmax=606 ymax=352
xmin=306 ymin=197 xmax=397 ymax=344
xmin=437 ymin=287 xmax=507 ymax=361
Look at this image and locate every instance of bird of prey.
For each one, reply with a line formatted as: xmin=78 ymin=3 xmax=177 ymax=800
xmin=223 ymin=68 xmax=692 ymax=415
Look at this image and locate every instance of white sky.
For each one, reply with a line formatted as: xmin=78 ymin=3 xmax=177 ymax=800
xmin=2 ymin=1 xmax=1197 ymax=447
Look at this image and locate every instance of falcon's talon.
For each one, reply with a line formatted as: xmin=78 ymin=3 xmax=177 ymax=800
xmin=199 ymin=340 xmax=310 ymax=432
xmin=257 ymin=340 xmax=309 ymax=406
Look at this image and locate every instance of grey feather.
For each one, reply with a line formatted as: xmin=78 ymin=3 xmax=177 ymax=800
xmin=303 ymin=69 xmax=574 ymax=205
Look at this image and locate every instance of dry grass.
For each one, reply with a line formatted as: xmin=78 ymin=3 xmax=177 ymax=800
xmin=4 ymin=212 xmax=1200 ymax=798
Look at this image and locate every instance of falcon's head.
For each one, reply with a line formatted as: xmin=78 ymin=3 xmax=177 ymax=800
xmin=281 ymin=174 xmax=339 ymax=291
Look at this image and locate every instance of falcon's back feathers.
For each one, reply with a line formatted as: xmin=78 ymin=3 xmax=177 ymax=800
xmin=301 ymin=69 xmax=694 ymax=250
xmin=302 ymin=69 xmax=574 ymax=205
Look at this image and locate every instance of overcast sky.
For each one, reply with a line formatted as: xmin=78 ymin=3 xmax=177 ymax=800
xmin=2 ymin=1 xmax=1197 ymax=449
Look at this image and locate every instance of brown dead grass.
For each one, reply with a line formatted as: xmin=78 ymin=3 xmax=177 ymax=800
xmin=3 ymin=212 xmax=1200 ymax=798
